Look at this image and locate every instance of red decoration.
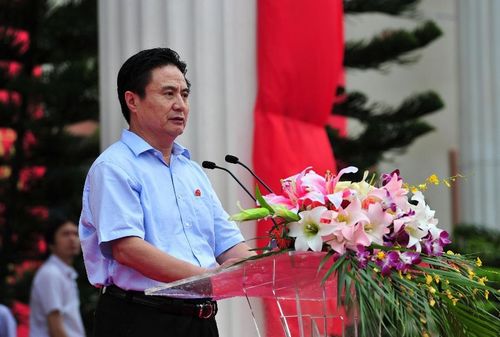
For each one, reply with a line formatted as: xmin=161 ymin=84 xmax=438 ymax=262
xmin=252 ymin=1 xmax=345 ymax=336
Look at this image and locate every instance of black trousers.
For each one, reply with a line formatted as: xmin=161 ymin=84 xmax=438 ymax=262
xmin=93 ymin=291 xmax=219 ymax=337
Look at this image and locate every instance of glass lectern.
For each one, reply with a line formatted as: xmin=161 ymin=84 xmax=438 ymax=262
xmin=146 ymin=251 xmax=358 ymax=337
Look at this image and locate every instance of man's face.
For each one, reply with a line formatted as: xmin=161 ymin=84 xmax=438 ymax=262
xmin=128 ymin=65 xmax=190 ymax=142
xmin=50 ymin=222 xmax=80 ymax=260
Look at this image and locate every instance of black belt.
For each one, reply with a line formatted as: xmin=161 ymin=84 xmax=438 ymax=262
xmin=103 ymin=285 xmax=218 ymax=319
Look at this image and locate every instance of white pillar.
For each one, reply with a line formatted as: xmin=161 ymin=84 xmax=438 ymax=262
xmin=457 ymin=0 xmax=500 ymax=230
xmin=98 ymin=1 xmax=261 ymax=336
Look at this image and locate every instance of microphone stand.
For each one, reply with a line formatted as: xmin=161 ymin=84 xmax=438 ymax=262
xmin=224 ymin=155 xmax=274 ymax=194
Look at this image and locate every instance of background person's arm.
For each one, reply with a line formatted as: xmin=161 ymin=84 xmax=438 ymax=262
xmin=112 ymin=236 xmax=209 ymax=282
xmin=47 ymin=311 xmax=68 ymax=337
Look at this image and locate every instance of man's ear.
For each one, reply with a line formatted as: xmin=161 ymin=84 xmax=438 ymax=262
xmin=124 ymin=91 xmax=139 ymax=114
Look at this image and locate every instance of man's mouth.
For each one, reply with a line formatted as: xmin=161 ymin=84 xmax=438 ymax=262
xmin=169 ymin=116 xmax=184 ymax=123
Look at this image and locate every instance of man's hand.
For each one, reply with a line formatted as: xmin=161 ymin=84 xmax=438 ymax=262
xmin=216 ymin=242 xmax=256 ymax=267
xmin=217 ymin=257 xmax=245 ymax=270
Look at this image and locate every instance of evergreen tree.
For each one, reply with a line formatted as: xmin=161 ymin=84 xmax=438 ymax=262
xmin=329 ymin=0 xmax=444 ymax=176
xmin=0 ymin=0 xmax=99 ymax=324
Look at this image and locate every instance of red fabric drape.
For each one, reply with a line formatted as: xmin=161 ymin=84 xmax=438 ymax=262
xmin=253 ymin=0 xmax=344 ymax=195
xmin=252 ymin=1 xmax=345 ymax=336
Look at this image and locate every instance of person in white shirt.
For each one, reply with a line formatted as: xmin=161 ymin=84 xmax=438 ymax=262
xmin=29 ymin=214 xmax=85 ymax=337
xmin=0 ymin=304 xmax=16 ymax=337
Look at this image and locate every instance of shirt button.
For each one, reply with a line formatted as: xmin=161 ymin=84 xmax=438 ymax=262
xmin=184 ymin=222 xmax=191 ymax=227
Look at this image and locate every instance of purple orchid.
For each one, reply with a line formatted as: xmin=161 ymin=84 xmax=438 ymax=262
xmin=381 ymin=169 xmax=401 ymax=186
xmin=386 ymin=228 xmax=410 ymax=248
xmin=355 ymin=245 xmax=371 ymax=269
xmin=376 ymin=251 xmax=400 ymax=276
xmin=439 ymin=231 xmax=452 ymax=246
xmin=422 ymin=231 xmax=451 ymax=256
xmin=397 ymin=251 xmax=421 ymax=272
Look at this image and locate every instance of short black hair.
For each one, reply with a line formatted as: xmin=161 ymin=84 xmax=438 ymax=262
xmin=44 ymin=212 xmax=77 ymax=246
xmin=117 ymin=47 xmax=191 ymax=123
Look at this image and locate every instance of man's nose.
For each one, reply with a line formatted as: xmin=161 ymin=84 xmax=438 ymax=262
xmin=172 ymin=95 xmax=187 ymax=111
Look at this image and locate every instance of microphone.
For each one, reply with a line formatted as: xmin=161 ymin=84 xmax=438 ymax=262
xmin=204 ymin=160 xmax=281 ymax=232
xmin=201 ymin=161 xmax=256 ymax=202
xmin=224 ymin=155 xmax=274 ymax=194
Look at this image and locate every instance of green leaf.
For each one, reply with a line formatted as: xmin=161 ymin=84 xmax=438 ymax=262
xmin=272 ymin=205 xmax=300 ymax=222
xmin=317 ymin=250 xmax=335 ymax=275
xmin=228 ymin=207 xmax=271 ymax=221
xmin=255 ymin=185 xmax=274 ymax=214
xmin=321 ymin=254 xmax=346 ymax=285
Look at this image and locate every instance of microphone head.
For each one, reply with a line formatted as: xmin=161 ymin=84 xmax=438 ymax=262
xmin=225 ymin=154 xmax=239 ymax=164
xmin=202 ymin=161 xmax=217 ymax=169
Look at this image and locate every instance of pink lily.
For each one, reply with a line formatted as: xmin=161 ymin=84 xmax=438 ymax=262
xmin=370 ymin=173 xmax=409 ymax=212
xmin=325 ymin=229 xmax=348 ymax=255
xmin=331 ymin=198 xmax=370 ymax=241
xmin=345 ymin=224 xmax=371 ymax=251
xmin=324 ymin=166 xmax=358 ymax=208
xmin=364 ymin=203 xmax=392 ymax=245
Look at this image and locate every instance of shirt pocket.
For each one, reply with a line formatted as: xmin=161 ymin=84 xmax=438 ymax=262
xmin=191 ymin=193 xmax=214 ymax=228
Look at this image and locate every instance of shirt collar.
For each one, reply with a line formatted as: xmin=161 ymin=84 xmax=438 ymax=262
xmin=48 ymin=254 xmax=78 ymax=280
xmin=120 ymin=129 xmax=190 ymax=159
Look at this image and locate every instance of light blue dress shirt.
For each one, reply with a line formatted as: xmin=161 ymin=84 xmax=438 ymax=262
xmin=79 ymin=129 xmax=244 ymax=291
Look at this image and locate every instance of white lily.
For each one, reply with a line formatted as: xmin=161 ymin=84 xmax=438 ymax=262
xmin=287 ymin=206 xmax=335 ymax=252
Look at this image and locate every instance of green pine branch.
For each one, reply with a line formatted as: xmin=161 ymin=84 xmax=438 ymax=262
xmin=345 ymin=21 xmax=442 ymax=70
xmin=388 ymin=91 xmax=444 ymax=121
xmin=331 ymin=1 xmax=446 ymax=176
xmin=344 ymin=0 xmax=421 ymax=16
xmin=333 ymin=90 xmax=444 ymax=123
xmin=327 ymin=120 xmax=434 ymax=174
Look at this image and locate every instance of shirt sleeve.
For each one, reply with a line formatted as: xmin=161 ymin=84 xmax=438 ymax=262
xmin=208 ymin=187 xmax=245 ymax=258
xmin=88 ymin=161 xmax=145 ymax=258
xmin=33 ymin=267 xmax=66 ymax=315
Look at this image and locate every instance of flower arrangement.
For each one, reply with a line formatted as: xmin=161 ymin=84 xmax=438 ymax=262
xmin=230 ymin=167 xmax=500 ymax=337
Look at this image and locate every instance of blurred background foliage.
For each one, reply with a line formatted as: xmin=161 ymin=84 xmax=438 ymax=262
xmin=0 ymin=0 xmax=99 ymax=334
xmin=449 ymin=224 xmax=500 ymax=315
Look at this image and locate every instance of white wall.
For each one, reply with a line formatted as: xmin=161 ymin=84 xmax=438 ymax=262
xmin=345 ymin=0 xmax=460 ymax=233
xmin=457 ymin=0 xmax=500 ymax=231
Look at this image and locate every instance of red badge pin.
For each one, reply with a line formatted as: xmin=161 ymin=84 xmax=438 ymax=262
xmin=194 ymin=188 xmax=201 ymax=197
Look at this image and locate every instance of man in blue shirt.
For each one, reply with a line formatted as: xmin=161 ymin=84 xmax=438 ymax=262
xmin=79 ymin=48 xmax=253 ymax=337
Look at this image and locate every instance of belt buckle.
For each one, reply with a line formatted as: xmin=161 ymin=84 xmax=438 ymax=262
xmin=197 ymin=302 xmax=215 ymax=319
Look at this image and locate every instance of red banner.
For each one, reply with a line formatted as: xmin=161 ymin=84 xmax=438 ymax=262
xmin=252 ymin=1 xmax=345 ymax=335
